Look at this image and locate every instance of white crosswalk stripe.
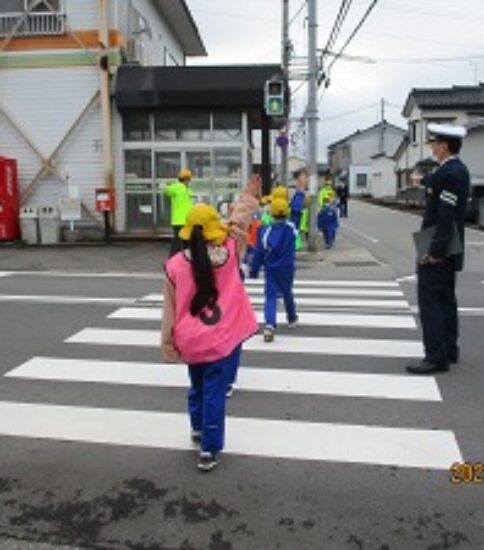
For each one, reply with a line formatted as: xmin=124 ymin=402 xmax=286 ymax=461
xmin=66 ymin=328 xmax=424 ymax=358
xmin=6 ymin=357 xmax=440 ymax=401
xmin=0 ymin=277 xmax=463 ymax=470
xmin=141 ymin=293 xmax=411 ymax=309
xmin=109 ymin=307 xmax=418 ymax=329
xmin=0 ymin=401 xmax=460 ymax=469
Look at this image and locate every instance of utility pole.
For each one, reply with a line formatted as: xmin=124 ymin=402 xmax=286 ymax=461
xmin=281 ymin=0 xmax=290 ymax=186
xmin=307 ymin=0 xmax=319 ymax=251
xmin=379 ymin=97 xmax=385 ymax=154
xmin=98 ymin=0 xmax=115 ymax=225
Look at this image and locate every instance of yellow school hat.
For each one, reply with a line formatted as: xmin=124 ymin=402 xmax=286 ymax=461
xmin=179 ymin=204 xmax=228 ymax=245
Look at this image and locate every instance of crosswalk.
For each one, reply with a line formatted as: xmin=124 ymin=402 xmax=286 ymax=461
xmin=0 ymin=277 xmax=462 ymax=470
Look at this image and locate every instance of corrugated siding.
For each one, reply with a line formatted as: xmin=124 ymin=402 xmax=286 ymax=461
xmin=132 ymin=0 xmax=184 ymax=65
xmin=64 ymin=0 xmax=99 ymax=29
xmin=0 ymin=66 xmax=104 ymax=220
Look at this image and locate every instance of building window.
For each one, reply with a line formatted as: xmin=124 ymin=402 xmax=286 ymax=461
xmin=186 ymin=151 xmax=212 ymax=180
xmin=410 ymin=121 xmax=418 ymax=144
xmin=125 ymin=150 xmax=152 ymax=179
xmin=214 ymin=149 xmax=242 ymax=189
xmin=155 ymin=152 xmax=180 ymax=180
xmin=154 ymin=111 xmax=211 ymax=141
xmin=213 ymin=111 xmax=242 ymax=141
xmin=356 ymin=173 xmax=368 ymax=188
xmin=123 ymin=112 xmax=151 ymax=142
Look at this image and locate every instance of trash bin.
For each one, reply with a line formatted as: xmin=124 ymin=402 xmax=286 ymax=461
xmin=19 ymin=206 xmax=39 ymax=245
xmin=479 ymin=197 xmax=484 ymax=228
xmin=39 ymin=206 xmax=60 ymax=244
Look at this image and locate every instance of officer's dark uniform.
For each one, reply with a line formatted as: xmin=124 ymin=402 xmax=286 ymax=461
xmin=415 ymin=156 xmax=470 ymax=369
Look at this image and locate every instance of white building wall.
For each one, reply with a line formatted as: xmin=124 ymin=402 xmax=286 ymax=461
xmin=462 ymin=129 xmax=484 ymax=186
xmin=131 ymin=0 xmax=184 ymax=66
xmin=349 ymin=164 xmax=371 ymax=195
xmin=370 ymin=157 xmax=397 ymax=199
xmin=0 ymin=66 xmax=103 ymax=219
xmin=112 ymin=107 xmax=126 ymax=232
xmin=64 ymin=0 xmax=99 ymax=29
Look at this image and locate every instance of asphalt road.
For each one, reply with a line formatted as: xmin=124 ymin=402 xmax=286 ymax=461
xmin=0 ymin=201 xmax=483 ymax=550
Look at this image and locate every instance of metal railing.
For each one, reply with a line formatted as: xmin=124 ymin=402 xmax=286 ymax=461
xmin=0 ymin=12 xmax=65 ymax=37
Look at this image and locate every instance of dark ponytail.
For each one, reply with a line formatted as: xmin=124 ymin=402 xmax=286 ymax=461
xmin=189 ymin=225 xmax=218 ymax=316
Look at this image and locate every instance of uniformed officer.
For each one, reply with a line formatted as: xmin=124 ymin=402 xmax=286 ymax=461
xmin=407 ymin=123 xmax=470 ymax=374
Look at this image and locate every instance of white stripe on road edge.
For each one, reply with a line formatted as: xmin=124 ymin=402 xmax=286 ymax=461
xmin=340 ymin=223 xmax=379 ymax=243
xmin=0 ymin=295 xmax=136 ymax=306
xmin=66 ymin=328 xmax=423 ymax=358
xmin=109 ymin=307 xmax=418 ymax=329
xmin=408 ymin=306 xmax=484 ymax=316
xmin=0 ymin=401 xmax=460 ymax=469
xmin=0 ymin=271 xmax=162 ymax=279
xmin=141 ymin=294 xmax=411 ymax=310
xmin=7 ymin=357 xmax=440 ymax=402
xmin=245 ymin=279 xmax=399 ymax=288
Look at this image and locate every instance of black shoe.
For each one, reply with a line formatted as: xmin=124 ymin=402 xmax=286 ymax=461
xmin=448 ymin=350 xmax=459 ymax=364
xmin=191 ymin=430 xmax=202 ymax=445
xmin=197 ymin=452 xmax=220 ymax=472
xmin=406 ymin=360 xmax=449 ymax=374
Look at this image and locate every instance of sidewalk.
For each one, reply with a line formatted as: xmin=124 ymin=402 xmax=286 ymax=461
xmin=0 ymin=232 xmax=394 ymax=280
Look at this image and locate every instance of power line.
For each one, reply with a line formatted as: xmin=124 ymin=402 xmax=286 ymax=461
xmin=322 ymin=0 xmax=353 ymax=55
xmin=326 ymin=0 xmax=380 ymax=77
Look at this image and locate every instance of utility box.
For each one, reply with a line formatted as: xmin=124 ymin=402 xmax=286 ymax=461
xmin=39 ymin=206 xmax=60 ymax=245
xmin=0 ymin=157 xmax=20 ymax=241
xmin=19 ymin=206 xmax=39 ymax=245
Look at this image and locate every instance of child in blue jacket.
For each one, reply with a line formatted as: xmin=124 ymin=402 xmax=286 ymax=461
xmin=250 ymin=198 xmax=298 ymax=342
xmin=317 ymin=200 xmax=339 ymax=249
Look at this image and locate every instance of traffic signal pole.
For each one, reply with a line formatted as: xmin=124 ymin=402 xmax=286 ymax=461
xmin=307 ymin=0 xmax=319 ymax=252
xmin=281 ymin=0 xmax=290 ymax=186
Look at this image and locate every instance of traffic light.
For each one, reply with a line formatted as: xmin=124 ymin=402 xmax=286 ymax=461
xmin=264 ymin=80 xmax=285 ymax=117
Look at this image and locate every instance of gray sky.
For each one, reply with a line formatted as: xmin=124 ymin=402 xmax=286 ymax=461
xmin=185 ymin=0 xmax=484 ymax=161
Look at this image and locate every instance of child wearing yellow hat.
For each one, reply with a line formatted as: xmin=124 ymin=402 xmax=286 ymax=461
xmin=161 ymin=175 xmax=261 ymax=471
xmin=250 ymin=196 xmax=299 ymax=342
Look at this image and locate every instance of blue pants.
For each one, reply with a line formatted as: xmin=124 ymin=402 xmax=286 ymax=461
xmin=264 ymin=268 xmax=297 ymax=328
xmin=417 ymin=262 xmax=458 ymax=366
xmin=322 ymin=225 xmax=337 ymax=248
xmin=188 ymin=344 xmax=241 ymax=453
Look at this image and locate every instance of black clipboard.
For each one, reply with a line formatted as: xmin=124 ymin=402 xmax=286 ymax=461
xmin=412 ymin=225 xmax=462 ymax=263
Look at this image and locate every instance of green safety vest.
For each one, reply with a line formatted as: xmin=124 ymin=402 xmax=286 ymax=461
xmin=164 ymin=181 xmax=194 ymax=226
xmin=318 ymin=186 xmax=335 ymax=207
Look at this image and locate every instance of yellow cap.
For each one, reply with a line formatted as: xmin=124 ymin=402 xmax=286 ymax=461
xmin=178 ymin=168 xmax=192 ymax=181
xmin=271 ymin=185 xmax=289 ymax=200
xmin=179 ymin=204 xmax=228 ymax=245
xmin=271 ymin=198 xmax=289 ymax=217
xmin=260 ymin=194 xmax=272 ymax=205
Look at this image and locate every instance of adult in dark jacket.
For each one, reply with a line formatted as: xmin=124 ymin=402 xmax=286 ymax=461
xmin=407 ymin=123 xmax=470 ymax=375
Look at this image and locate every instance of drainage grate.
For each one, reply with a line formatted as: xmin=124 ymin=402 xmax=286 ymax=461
xmin=333 ymin=261 xmax=381 ymax=267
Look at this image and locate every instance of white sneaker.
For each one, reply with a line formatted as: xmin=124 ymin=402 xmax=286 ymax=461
xmin=226 ymin=384 xmax=234 ymax=398
xmin=287 ymin=317 xmax=298 ymax=329
xmin=263 ymin=326 xmax=274 ymax=343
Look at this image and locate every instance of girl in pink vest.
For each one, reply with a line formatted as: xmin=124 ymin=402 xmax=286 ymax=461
xmin=162 ymin=176 xmax=260 ymax=471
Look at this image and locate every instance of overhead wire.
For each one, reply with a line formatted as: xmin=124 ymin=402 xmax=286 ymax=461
xmin=326 ymin=0 xmax=379 ymax=77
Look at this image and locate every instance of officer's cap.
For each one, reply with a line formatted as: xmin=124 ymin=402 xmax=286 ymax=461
xmin=427 ymin=123 xmax=467 ymax=140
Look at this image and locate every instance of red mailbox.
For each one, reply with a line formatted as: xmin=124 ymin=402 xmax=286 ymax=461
xmin=0 ymin=157 xmax=20 ymax=241
xmin=95 ymin=187 xmax=116 ymax=212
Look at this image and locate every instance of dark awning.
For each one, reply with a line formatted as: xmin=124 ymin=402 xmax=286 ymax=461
xmin=115 ymin=65 xmax=288 ymax=129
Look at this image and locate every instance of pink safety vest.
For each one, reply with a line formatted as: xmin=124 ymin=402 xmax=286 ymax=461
xmin=165 ymin=238 xmax=258 ymax=364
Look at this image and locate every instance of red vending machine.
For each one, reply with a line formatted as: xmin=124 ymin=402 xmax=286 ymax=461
xmin=0 ymin=157 xmax=20 ymax=241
